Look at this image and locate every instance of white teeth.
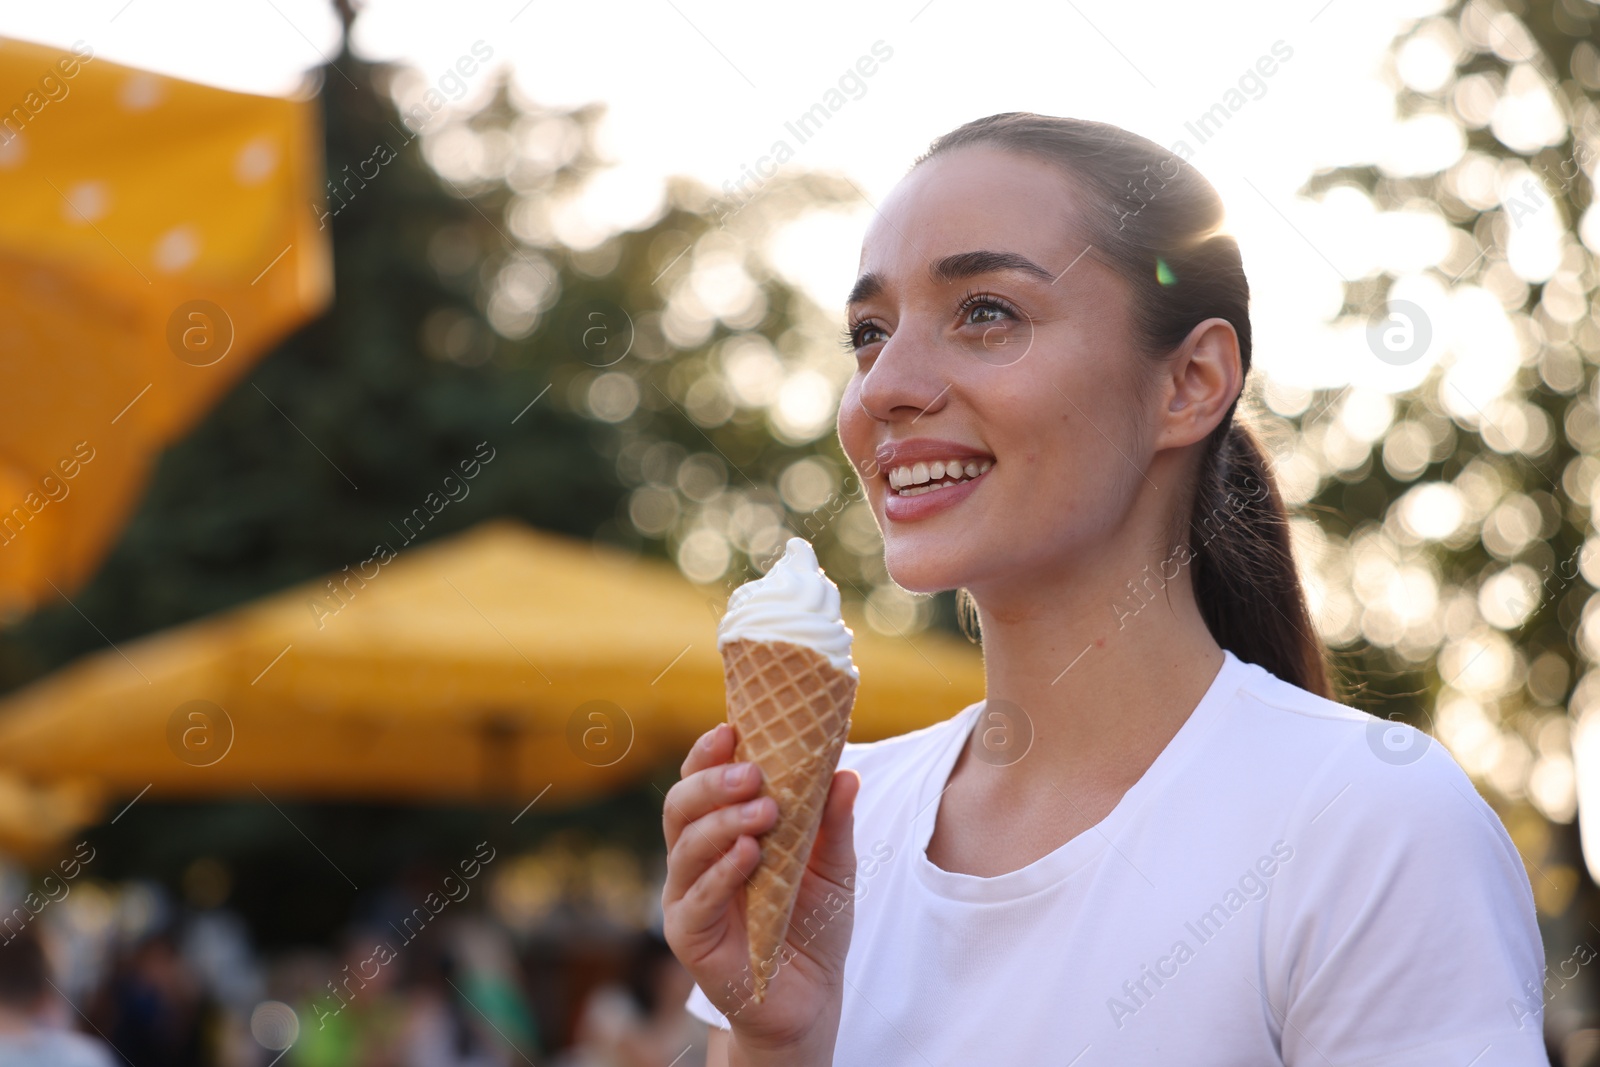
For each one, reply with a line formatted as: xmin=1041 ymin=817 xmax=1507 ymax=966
xmin=886 ymin=458 xmax=993 ymax=495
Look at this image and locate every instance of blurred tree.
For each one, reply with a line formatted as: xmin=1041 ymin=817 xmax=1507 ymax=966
xmin=1283 ymin=0 xmax=1598 ymax=1047
xmin=0 ymin=0 xmax=911 ymax=965
xmin=0 ymin=9 xmax=906 ymax=694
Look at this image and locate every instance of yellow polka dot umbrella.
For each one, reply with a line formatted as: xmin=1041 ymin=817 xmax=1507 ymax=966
xmin=0 ymin=522 xmax=986 ymax=821
xmin=0 ymin=37 xmax=332 ymax=621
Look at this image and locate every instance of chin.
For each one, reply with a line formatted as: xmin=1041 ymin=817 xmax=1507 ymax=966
xmin=880 ymin=538 xmax=969 ymax=596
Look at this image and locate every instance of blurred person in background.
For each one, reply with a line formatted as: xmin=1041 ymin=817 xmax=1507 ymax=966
xmin=556 ymin=933 xmax=705 ymax=1067
xmin=442 ymin=917 xmax=538 ymax=1064
xmin=0 ymin=926 xmax=116 ymax=1067
xmin=92 ymin=930 xmax=210 ymax=1066
xmin=398 ymin=942 xmax=505 ymax=1067
xmin=179 ymin=858 xmax=265 ymax=1066
xmin=290 ymin=930 xmax=407 ymax=1067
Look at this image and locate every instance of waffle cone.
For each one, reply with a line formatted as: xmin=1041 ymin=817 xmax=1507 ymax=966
xmin=721 ymin=637 xmax=856 ymax=1004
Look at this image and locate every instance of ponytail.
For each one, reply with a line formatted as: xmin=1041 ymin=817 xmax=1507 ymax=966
xmin=921 ymin=112 xmax=1330 ymax=696
xmin=1191 ymin=423 xmax=1330 ymax=698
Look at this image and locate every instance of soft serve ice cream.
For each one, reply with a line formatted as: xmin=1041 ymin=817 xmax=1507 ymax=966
xmin=718 ymin=537 xmax=857 ymax=678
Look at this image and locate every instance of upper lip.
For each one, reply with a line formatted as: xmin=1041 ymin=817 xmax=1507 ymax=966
xmin=871 ymin=438 xmax=995 ymax=477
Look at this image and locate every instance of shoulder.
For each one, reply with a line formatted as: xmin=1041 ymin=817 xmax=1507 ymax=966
xmin=1230 ymin=660 xmax=1537 ymax=971
xmin=1227 ymin=657 xmax=1370 ymax=740
xmin=1230 ymin=659 xmax=1513 ymax=856
xmin=840 ymin=702 xmax=978 ymax=782
xmin=835 ymin=705 xmax=978 ymax=857
xmin=1228 ymin=664 xmax=1547 ymax=1054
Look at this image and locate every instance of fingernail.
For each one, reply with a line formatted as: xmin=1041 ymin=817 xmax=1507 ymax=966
xmin=741 ymin=799 xmax=765 ymax=820
xmin=723 ymin=763 xmax=749 ymax=787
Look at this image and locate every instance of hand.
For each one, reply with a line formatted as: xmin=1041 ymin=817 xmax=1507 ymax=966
xmin=662 ymin=722 xmax=860 ymax=1061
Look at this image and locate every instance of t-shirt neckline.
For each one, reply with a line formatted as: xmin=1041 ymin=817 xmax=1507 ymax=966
xmin=909 ymin=649 xmax=1251 ymax=903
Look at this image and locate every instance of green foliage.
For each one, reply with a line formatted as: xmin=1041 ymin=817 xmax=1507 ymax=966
xmin=1287 ymin=0 xmax=1598 ymax=925
xmin=1319 ymin=5 xmax=1595 ymax=695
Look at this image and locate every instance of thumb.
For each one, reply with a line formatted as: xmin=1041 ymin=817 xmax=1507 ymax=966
xmin=807 ymin=768 xmax=860 ymax=886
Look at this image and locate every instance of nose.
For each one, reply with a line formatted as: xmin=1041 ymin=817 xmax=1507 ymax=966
xmin=855 ymin=332 xmax=952 ymax=425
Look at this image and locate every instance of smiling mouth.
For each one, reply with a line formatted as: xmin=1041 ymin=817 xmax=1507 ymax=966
xmin=887 ymin=458 xmax=994 ymax=497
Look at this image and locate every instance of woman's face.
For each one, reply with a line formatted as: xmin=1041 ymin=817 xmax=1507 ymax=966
xmin=836 ymin=145 xmax=1163 ymax=599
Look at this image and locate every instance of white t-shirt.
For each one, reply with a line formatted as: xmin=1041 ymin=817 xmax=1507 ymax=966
xmin=686 ymin=650 xmax=1550 ymax=1065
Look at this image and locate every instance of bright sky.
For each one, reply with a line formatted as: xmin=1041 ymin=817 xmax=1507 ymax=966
xmin=4 ymin=0 xmax=1462 ymax=393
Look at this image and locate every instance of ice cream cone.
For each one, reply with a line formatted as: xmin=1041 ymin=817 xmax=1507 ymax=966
xmin=722 ymin=636 xmax=856 ymax=1004
xmin=715 ymin=537 xmax=858 ymax=1003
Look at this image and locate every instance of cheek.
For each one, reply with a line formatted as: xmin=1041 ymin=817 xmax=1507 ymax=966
xmin=982 ymin=360 xmax=1129 ymax=497
xmin=976 ymin=372 xmax=1058 ymax=458
xmin=836 ymin=377 xmax=874 ymax=464
xmin=837 ymin=380 xmax=889 ymax=515
xmin=1033 ymin=340 xmax=1142 ymax=444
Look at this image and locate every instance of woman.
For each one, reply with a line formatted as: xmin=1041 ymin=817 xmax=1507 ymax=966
xmin=660 ymin=113 xmax=1548 ymax=1065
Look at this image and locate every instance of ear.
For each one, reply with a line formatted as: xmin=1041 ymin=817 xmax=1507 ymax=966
xmin=1156 ymin=317 xmax=1242 ymax=450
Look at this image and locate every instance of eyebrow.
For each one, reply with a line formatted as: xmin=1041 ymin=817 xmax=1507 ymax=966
xmin=846 ymin=249 xmax=1056 ymax=307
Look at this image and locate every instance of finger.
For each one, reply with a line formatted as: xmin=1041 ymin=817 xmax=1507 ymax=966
xmin=664 ymin=724 xmax=736 ymax=850
xmin=664 ymin=795 xmax=777 ymax=905
xmin=680 ymin=722 xmax=735 ymax=778
xmin=806 ymin=769 xmax=861 ymax=888
xmin=674 ymin=834 xmax=760 ymax=943
xmin=663 ymin=759 xmax=764 ymax=851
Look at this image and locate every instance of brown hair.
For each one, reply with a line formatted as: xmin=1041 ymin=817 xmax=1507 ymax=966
xmin=923 ymin=113 xmax=1330 ymax=698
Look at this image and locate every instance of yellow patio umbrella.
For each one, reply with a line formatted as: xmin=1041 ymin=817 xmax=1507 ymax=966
xmin=0 ymin=37 xmax=332 ymax=621
xmin=0 ymin=521 xmax=985 ymax=813
xmin=0 ymin=773 xmax=103 ymax=860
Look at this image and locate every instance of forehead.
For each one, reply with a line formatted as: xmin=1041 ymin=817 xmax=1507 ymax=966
xmin=858 ymin=145 xmax=1086 ymax=280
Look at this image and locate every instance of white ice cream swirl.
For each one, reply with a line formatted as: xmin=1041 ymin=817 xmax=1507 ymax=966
xmin=718 ymin=537 xmax=857 ymax=677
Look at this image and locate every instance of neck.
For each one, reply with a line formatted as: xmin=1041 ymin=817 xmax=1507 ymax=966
xmin=967 ymin=536 xmax=1224 ymax=794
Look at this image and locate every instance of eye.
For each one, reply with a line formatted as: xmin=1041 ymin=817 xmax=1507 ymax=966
xmin=841 ymin=318 xmax=888 ymax=353
xmin=957 ymin=289 xmax=1020 ymax=328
